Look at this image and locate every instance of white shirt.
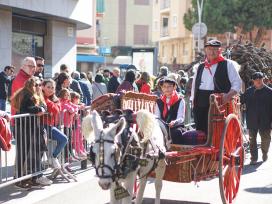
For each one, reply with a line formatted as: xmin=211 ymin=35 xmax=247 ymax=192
xmin=155 ymin=97 xmax=185 ymax=124
xmin=190 ymin=59 xmax=242 ymax=102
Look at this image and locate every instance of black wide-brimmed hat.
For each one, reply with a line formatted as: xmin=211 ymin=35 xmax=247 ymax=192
xmin=158 ymin=77 xmax=177 ymax=86
xmin=204 ymin=39 xmax=222 ymax=47
xmin=251 ymin=72 xmax=264 ymax=80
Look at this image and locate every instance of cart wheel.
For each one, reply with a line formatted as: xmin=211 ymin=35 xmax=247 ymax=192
xmin=219 ymin=114 xmax=244 ymax=204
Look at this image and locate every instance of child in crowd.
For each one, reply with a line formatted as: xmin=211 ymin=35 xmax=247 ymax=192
xmin=154 ymin=77 xmax=186 ymax=144
xmin=58 ymin=88 xmax=78 ymax=163
xmin=70 ymin=92 xmax=87 ymax=159
xmin=41 ymin=79 xmax=68 ymax=169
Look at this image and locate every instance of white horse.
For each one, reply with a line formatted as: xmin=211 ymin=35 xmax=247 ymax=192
xmin=134 ymin=109 xmax=169 ymax=204
xmin=82 ymin=110 xmax=140 ymax=204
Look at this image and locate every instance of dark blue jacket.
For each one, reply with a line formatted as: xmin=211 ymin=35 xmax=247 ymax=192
xmin=241 ymin=85 xmax=272 ymax=130
xmin=0 ymin=71 xmax=11 ymax=100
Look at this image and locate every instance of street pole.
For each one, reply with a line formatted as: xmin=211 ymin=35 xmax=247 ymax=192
xmin=197 ymin=0 xmax=204 ymax=52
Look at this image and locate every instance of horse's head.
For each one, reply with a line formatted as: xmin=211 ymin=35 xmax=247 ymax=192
xmin=91 ymin=110 xmax=127 ymax=190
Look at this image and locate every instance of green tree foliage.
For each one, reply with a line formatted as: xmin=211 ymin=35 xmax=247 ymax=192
xmin=184 ymin=0 xmax=272 ymax=45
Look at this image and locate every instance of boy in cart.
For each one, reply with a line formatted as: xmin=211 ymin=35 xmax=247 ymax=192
xmin=154 ymin=77 xmax=186 ymax=144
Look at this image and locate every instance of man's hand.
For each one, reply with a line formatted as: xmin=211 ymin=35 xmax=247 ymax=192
xmin=169 ymin=121 xmax=176 ymax=128
xmin=222 ymin=90 xmax=237 ymax=104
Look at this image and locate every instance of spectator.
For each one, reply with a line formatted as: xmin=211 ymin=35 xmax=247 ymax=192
xmin=59 ymin=64 xmax=83 ymax=100
xmin=80 ymin=72 xmax=93 ymax=104
xmin=70 ymin=91 xmax=87 ymax=159
xmin=136 ymin=72 xmax=151 ymax=94
xmin=153 ymin=66 xmax=169 ymax=89
xmin=58 ymin=88 xmax=78 ymax=164
xmin=12 ymin=77 xmax=52 ymax=188
xmin=102 ymin=69 xmax=110 ymax=85
xmin=41 ymin=79 xmax=68 ymax=169
xmin=241 ymin=72 xmax=272 ymax=165
xmin=92 ymin=73 xmax=107 ymax=100
xmin=11 ymin=57 xmax=36 ymax=115
xmin=116 ymin=69 xmax=138 ymax=93
xmin=107 ymin=67 xmax=121 ymax=93
xmin=0 ymin=65 xmax=14 ymax=111
xmin=87 ymin=71 xmax=93 ymax=84
xmin=72 ymin=71 xmax=92 ymax=106
xmin=0 ymin=110 xmax=12 ymax=152
xmin=34 ymin=56 xmax=44 ymax=80
xmin=55 ymin=72 xmax=72 ymax=96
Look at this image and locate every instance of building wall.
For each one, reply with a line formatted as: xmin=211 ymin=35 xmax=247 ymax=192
xmin=100 ymin=0 xmax=153 ymax=47
xmin=0 ymin=1 xmax=93 ymax=74
xmin=45 ymin=20 xmax=77 ymax=77
xmin=0 ymin=0 xmax=92 ymax=29
xmin=0 ymin=8 xmax=12 ymax=70
xmin=152 ymin=0 xmax=193 ymax=66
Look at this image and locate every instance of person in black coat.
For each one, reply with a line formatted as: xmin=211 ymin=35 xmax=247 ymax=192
xmin=107 ymin=67 xmax=121 ymax=93
xmin=0 ymin=66 xmax=14 ymax=111
xmin=241 ymin=72 xmax=272 ymax=164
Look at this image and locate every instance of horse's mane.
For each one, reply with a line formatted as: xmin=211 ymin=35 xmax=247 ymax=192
xmin=136 ymin=109 xmax=157 ymax=142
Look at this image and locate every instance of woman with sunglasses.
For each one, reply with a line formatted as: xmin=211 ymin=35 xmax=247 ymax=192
xmin=12 ymin=76 xmax=52 ymax=188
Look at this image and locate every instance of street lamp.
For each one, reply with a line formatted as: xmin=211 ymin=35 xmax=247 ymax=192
xmin=197 ymin=0 xmax=204 ymax=53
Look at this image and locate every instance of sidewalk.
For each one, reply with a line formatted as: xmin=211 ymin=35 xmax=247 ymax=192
xmin=0 ymin=165 xmax=96 ymax=204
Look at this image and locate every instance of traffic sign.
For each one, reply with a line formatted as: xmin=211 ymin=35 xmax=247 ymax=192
xmin=192 ymin=22 xmax=207 ymax=38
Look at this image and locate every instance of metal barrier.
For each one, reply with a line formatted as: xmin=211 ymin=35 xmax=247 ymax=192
xmin=0 ymin=108 xmax=91 ymax=189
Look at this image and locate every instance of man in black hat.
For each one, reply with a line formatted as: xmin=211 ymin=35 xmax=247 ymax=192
xmin=241 ymin=72 xmax=272 ymax=164
xmin=191 ymin=39 xmax=242 ymax=134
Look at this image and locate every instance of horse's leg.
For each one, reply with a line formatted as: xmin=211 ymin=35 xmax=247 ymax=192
xmin=154 ymin=159 xmax=166 ymax=204
xmin=121 ymin=171 xmax=137 ymax=204
xmin=135 ymin=176 xmax=147 ymax=204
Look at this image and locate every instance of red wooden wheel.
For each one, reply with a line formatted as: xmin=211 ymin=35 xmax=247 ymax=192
xmin=219 ymin=114 xmax=244 ymax=204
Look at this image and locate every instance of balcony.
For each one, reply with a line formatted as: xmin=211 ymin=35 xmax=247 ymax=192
xmin=160 ymin=27 xmax=169 ymax=37
xmin=160 ymin=0 xmax=170 ymax=10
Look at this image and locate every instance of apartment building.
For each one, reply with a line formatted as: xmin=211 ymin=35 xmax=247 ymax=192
xmin=0 ymin=0 xmax=93 ymax=76
xmin=152 ymin=0 xmax=194 ymax=70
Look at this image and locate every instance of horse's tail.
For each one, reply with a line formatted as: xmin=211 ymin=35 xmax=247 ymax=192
xmin=82 ymin=114 xmax=94 ymax=142
xmin=136 ymin=110 xmax=155 ymax=142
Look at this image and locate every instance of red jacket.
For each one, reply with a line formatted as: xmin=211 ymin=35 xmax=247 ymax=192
xmin=11 ymin=69 xmax=31 ymax=115
xmin=0 ymin=117 xmax=12 ymax=151
xmin=44 ymin=97 xmax=61 ymax=126
xmin=136 ymin=79 xmax=151 ymax=94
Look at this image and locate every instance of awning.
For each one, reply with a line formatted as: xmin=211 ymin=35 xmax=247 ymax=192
xmin=113 ymin=56 xmax=132 ymax=65
xmin=77 ymin=54 xmax=105 ymax=63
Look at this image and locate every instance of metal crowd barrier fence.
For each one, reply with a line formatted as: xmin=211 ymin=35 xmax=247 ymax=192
xmin=0 ymin=107 xmax=92 ymax=189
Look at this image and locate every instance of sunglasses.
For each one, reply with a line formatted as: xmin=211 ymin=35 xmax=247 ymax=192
xmin=37 ymin=64 xmax=44 ymax=67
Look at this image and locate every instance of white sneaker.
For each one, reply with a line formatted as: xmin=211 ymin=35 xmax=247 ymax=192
xmin=35 ymin=176 xmax=53 ymax=186
xmin=52 ymin=157 xmax=61 ymax=169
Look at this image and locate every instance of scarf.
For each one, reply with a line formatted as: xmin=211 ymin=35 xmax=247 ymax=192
xmin=160 ymin=91 xmax=179 ymax=118
xmin=204 ymin=49 xmax=225 ymax=69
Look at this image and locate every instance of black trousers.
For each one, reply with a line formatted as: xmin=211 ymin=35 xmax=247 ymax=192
xmin=193 ymin=106 xmax=209 ymax=135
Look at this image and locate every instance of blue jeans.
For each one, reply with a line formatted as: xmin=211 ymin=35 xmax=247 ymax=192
xmin=0 ymin=99 xmax=6 ymax=111
xmin=45 ymin=126 xmax=68 ymax=158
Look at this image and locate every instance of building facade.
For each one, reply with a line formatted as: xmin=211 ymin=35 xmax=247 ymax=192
xmin=152 ymin=0 xmax=194 ymax=71
xmin=98 ymin=0 xmax=154 ymax=67
xmin=0 ymin=0 xmax=93 ymax=77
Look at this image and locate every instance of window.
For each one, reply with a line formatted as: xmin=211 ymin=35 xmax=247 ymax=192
xmin=134 ymin=25 xmax=149 ymax=45
xmin=134 ymin=0 xmax=149 ymax=5
xmin=172 ymin=15 xmax=177 ymax=27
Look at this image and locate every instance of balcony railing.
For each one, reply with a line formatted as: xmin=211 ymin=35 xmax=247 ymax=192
xmin=160 ymin=0 xmax=170 ymax=10
xmin=160 ymin=27 xmax=169 ymax=37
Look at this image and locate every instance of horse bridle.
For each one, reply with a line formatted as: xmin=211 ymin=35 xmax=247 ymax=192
xmin=95 ymin=131 xmax=120 ymax=180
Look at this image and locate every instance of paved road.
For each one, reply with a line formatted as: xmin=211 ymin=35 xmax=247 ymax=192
xmin=0 ymin=141 xmax=271 ymax=204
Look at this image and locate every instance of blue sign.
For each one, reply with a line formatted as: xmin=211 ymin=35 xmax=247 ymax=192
xmin=99 ymin=47 xmax=111 ymax=55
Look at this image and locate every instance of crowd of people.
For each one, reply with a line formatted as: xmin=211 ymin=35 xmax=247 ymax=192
xmin=0 ymin=40 xmax=271 ymax=190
